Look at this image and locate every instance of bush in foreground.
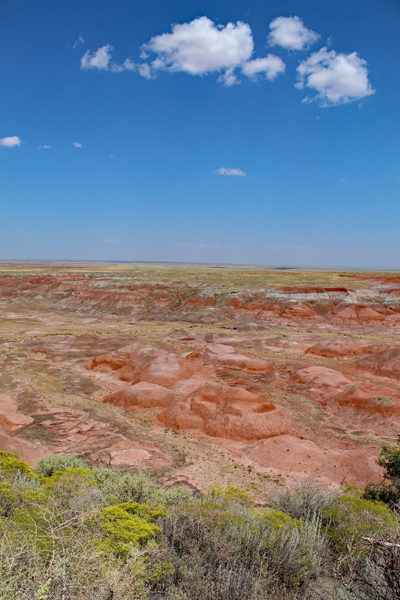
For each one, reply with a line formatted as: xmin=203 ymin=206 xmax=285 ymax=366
xmin=0 ymin=453 xmax=399 ymax=599
xmin=364 ymin=433 xmax=400 ymax=508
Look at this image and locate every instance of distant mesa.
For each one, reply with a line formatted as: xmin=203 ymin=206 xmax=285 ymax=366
xmin=162 ymin=329 xmax=199 ymax=341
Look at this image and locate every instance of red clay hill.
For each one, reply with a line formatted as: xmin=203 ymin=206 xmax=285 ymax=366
xmin=1 ymin=264 xmax=400 ymax=492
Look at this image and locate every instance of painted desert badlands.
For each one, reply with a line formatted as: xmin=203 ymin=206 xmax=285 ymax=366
xmin=1 ymin=262 xmax=400 ymax=497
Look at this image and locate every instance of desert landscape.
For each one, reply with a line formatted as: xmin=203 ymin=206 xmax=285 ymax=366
xmin=2 ymin=2 xmax=399 ymax=596
xmin=2 ymin=261 xmax=399 ymax=497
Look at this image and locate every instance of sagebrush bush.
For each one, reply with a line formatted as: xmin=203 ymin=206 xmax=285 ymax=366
xmin=35 ymin=454 xmax=88 ymax=477
xmin=150 ymin=488 xmax=327 ymax=599
xmin=325 ymin=490 xmax=397 ymax=553
xmin=90 ymin=468 xmax=191 ymax=507
xmin=0 ymin=454 xmax=168 ymax=600
xmin=268 ymin=478 xmax=338 ymax=521
xmin=1 ymin=452 xmax=399 ymax=600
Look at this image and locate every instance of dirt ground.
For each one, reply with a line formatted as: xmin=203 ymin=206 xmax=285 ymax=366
xmin=1 ymin=261 xmax=399 ymax=499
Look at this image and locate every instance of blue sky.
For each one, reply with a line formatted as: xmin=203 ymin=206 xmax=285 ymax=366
xmin=1 ymin=0 xmax=399 ymax=268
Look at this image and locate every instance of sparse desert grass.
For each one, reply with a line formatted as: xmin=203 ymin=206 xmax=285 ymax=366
xmin=0 ymin=260 xmax=391 ymax=290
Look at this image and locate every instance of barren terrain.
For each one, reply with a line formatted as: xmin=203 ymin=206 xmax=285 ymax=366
xmin=1 ymin=262 xmax=400 ymax=498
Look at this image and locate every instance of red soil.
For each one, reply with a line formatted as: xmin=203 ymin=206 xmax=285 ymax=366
xmin=249 ymin=435 xmax=381 ymax=488
xmin=85 ymin=343 xmax=214 ymax=387
xmin=187 ymin=343 xmax=274 ymax=372
xmin=2 ymin=269 xmax=400 ymax=490
xmin=306 ymin=340 xmax=388 ymax=358
xmin=102 ymin=382 xmax=174 ymax=410
xmin=356 ymin=348 xmax=400 ymax=380
xmin=157 ymin=380 xmax=288 ymax=441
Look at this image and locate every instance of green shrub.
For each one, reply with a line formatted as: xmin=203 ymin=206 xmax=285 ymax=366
xmin=97 ymin=502 xmax=165 ymax=557
xmin=324 ymin=491 xmax=397 ymax=562
xmin=91 ymin=467 xmax=191 ymax=507
xmin=150 ymin=489 xmax=327 ymax=599
xmin=0 ymin=452 xmax=37 ymax=481
xmin=2 ymin=452 xmax=398 ymax=599
xmin=35 ymin=454 xmax=87 ymax=477
xmin=0 ymin=459 xmax=165 ymax=599
xmin=364 ymin=434 xmax=400 ymax=507
xmin=268 ymin=478 xmax=337 ymax=521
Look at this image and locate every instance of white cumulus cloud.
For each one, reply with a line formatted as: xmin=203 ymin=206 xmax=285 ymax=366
xmin=79 ymin=17 xmax=286 ymax=86
xmin=140 ymin=16 xmax=254 ymax=81
xmin=242 ymin=55 xmax=286 ymax=80
xmin=296 ymin=47 xmax=375 ymax=105
xmin=268 ymin=16 xmax=319 ymax=51
xmin=0 ymin=136 xmax=22 ymax=147
xmin=72 ymin=141 xmax=82 ymax=148
xmin=217 ymin=167 xmax=246 ymax=177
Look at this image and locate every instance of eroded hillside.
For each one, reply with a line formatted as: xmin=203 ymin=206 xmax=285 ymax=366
xmin=1 ymin=262 xmax=399 ymax=497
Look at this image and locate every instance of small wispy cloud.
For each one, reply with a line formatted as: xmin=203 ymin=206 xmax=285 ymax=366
xmin=72 ymin=34 xmax=84 ymax=49
xmin=0 ymin=136 xmax=22 ymax=147
xmin=106 ymin=239 xmax=118 ymax=243
xmin=340 ymin=178 xmax=350 ymax=183
xmin=216 ymin=167 xmax=246 ymax=177
xmin=72 ymin=141 xmax=82 ymax=148
xmin=38 ymin=145 xmax=52 ymax=149
xmin=80 ymin=45 xmax=134 ymax=72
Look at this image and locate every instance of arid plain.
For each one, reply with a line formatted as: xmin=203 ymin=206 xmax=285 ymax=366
xmin=1 ymin=262 xmax=400 ymax=499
